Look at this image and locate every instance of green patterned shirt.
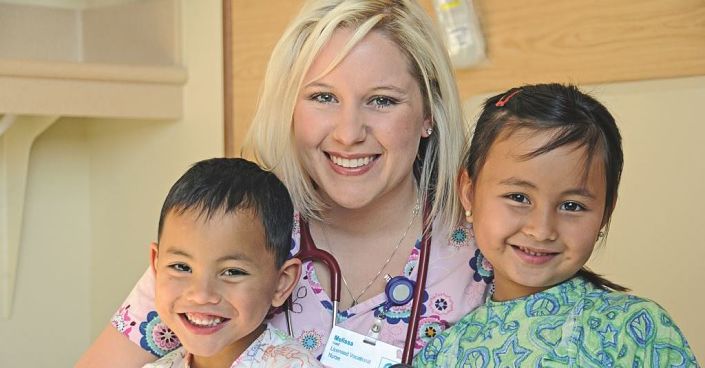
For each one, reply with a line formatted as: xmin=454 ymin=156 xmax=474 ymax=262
xmin=415 ymin=277 xmax=699 ymax=367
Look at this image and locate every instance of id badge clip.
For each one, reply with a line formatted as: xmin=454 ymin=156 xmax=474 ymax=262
xmin=320 ymin=325 xmax=402 ymax=368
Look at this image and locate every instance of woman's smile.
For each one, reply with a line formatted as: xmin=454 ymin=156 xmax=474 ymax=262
xmin=326 ymin=152 xmax=380 ymax=174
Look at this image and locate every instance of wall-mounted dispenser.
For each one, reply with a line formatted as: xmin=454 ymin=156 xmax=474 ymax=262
xmin=432 ymin=0 xmax=486 ymax=69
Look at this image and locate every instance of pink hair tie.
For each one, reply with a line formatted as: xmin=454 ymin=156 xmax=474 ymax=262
xmin=495 ymin=89 xmax=521 ymax=107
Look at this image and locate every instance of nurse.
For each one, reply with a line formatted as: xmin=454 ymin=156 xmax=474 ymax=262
xmin=77 ymin=0 xmax=490 ymax=366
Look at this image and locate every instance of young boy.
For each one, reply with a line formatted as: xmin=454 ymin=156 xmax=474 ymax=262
xmin=144 ymin=158 xmax=322 ymax=368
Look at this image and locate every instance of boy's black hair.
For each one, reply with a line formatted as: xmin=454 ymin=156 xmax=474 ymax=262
xmin=157 ymin=158 xmax=293 ymax=267
xmin=465 ymin=83 xmax=627 ymax=292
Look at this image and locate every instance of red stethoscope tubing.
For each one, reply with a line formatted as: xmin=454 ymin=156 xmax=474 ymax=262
xmin=288 ymin=209 xmax=431 ymax=365
xmin=401 ymin=214 xmax=431 ymax=364
xmin=297 ymin=219 xmax=342 ymax=327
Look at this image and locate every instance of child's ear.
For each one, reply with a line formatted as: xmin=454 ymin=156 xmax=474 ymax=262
xmin=270 ymin=258 xmax=302 ymax=308
xmin=459 ymin=170 xmax=475 ymax=222
xmin=150 ymin=242 xmax=159 ymax=275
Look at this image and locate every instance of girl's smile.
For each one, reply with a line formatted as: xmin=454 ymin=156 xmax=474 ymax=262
xmin=510 ymin=244 xmax=560 ymax=265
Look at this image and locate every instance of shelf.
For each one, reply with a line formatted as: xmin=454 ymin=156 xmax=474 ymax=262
xmin=0 ymin=58 xmax=187 ymax=119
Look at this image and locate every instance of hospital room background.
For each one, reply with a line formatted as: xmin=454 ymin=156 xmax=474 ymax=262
xmin=0 ymin=0 xmax=703 ymax=366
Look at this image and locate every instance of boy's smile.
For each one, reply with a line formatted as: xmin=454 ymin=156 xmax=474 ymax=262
xmin=151 ymin=208 xmax=286 ymax=366
xmin=460 ymin=128 xmax=607 ymax=301
xmin=179 ymin=312 xmax=229 ymax=334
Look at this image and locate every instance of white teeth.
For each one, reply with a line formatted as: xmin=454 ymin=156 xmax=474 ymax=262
xmin=185 ymin=313 xmax=224 ymax=327
xmin=519 ymin=246 xmax=551 ymax=257
xmin=330 ymin=155 xmax=374 ymax=168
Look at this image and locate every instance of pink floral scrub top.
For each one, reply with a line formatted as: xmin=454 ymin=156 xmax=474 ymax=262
xmin=112 ymin=214 xmax=490 ymax=360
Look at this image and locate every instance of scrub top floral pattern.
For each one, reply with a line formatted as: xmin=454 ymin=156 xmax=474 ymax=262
xmin=414 ymin=276 xmax=700 ymax=368
xmin=113 ymin=214 xmax=488 ymax=360
xmin=142 ymin=324 xmax=323 ymax=367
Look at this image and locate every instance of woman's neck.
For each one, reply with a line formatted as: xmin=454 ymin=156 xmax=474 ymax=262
xmin=320 ymin=176 xmax=419 ymax=237
xmin=311 ymin=176 xmax=422 ymax=308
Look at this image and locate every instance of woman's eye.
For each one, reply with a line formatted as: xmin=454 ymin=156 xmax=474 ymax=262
xmin=506 ymin=193 xmax=530 ymax=204
xmin=370 ymin=96 xmax=397 ymax=108
xmin=311 ymin=93 xmax=337 ymax=104
xmin=169 ymin=263 xmax=191 ymax=273
xmin=560 ymin=201 xmax=586 ymax=212
xmin=222 ymin=268 xmax=248 ymax=277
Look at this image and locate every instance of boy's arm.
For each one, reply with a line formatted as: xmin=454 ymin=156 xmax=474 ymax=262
xmin=75 ymin=323 xmax=156 ymax=367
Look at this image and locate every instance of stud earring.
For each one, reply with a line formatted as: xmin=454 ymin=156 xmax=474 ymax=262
xmin=425 ymin=127 xmax=433 ymax=136
xmin=597 ymin=231 xmax=605 ymax=239
xmin=465 ymin=210 xmax=472 ymax=217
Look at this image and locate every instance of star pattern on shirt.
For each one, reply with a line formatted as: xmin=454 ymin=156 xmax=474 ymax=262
xmin=493 ymin=334 xmax=531 ymax=367
xmin=599 ymin=323 xmax=619 ymax=349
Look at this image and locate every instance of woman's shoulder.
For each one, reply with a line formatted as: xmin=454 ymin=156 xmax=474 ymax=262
xmin=430 ymin=220 xmax=478 ymax=257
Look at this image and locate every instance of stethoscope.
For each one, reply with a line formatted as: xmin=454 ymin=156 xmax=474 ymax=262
xmin=285 ymin=207 xmax=432 ymax=365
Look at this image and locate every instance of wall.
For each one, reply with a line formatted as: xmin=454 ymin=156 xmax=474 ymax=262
xmin=0 ymin=0 xmax=223 ymax=366
xmin=0 ymin=121 xmax=91 ymax=366
xmin=422 ymin=0 xmax=705 ymax=99
xmin=466 ymin=76 xmax=705 ymax=362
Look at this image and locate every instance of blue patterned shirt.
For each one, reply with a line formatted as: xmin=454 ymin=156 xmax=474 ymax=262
xmin=415 ymin=277 xmax=699 ymax=367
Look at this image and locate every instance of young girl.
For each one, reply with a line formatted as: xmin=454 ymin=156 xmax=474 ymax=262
xmin=415 ymin=84 xmax=699 ymax=367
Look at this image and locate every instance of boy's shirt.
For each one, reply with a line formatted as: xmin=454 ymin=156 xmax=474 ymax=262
xmin=143 ymin=324 xmax=323 ymax=368
xmin=415 ymin=276 xmax=699 ymax=367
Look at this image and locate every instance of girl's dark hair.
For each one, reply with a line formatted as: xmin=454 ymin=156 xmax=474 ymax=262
xmin=158 ymin=158 xmax=294 ymax=267
xmin=465 ymin=83 xmax=627 ymax=292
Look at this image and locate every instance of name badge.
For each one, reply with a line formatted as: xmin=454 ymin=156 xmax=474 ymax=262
xmin=320 ymin=326 xmax=402 ymax=368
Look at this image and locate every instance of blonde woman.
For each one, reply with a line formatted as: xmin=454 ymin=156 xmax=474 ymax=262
xmin=78 ymin=1 xmax=489 ymax=366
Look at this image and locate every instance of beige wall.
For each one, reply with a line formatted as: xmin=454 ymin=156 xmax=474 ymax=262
xmin=0 ymin=121 xmax=92 ymax=365
xmin=0 ymin=1 xmax=222 ymax=366
xmin=466 ymin=76 xmax=705 ymax=362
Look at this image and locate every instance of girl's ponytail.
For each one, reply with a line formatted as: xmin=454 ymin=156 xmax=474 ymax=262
xmin=576 ymin=267 xmax=629 ymax=292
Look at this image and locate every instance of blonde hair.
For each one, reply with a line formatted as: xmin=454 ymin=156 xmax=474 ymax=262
xmin=243 ymin=0 xmax=467 ymax=232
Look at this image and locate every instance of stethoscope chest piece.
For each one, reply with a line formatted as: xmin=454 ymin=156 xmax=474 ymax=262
xmin=385 ymin=275 xmax=415 ymax=306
